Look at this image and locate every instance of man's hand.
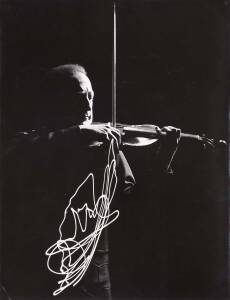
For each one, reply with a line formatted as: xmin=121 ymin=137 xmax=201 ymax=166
xmin=160 ymin=126 xmax=181 ymax=147
xmin=79 ymin=123 xmax=121 ymax=149
xmin=156 ymin=125 xmax=181 ymax=173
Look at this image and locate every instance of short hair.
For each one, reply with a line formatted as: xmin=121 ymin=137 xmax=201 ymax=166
xmin=40 ymin=64 xmax=87 ymax=97
xmin=50 ymin=64 xmax=87 ymax=76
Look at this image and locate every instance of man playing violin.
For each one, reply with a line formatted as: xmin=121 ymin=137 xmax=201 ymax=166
xmin=2 ymin=64 xmax=181 ymax=300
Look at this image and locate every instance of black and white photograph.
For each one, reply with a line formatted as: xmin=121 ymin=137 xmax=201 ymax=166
xmin=1 ymin=1 xmax=229 ymax=299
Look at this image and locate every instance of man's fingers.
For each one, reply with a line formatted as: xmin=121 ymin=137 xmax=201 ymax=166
xmin=108 ymin=131 xmax=119 ymax=149
xmin=96 ymin=127 xmax=120 ymax=149
xmin=176 ymin=128 xmax=181 ymax=143
xmin=105 ymin=125 xmax=121 ymax=146
xmin=161 ymin=126 xmax=181 ymax=144
xmin=80 ymin=124 xmax=121 ymax=147
xmin=106 ymin=125 xmax=121 ymax=137
xmin=161 ymin=126 xmax=176 ymax=132
xmin=106 ymin=128 xmax=121 ymax=149
xmin=101 ymin=128 xmax=110 ymax=142
xmin=110 ymin=128 xmax=122 ymax=145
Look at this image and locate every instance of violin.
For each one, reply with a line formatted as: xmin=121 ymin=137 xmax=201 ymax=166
xmin=92 ymin=122 xmax=226 ymax=149
xmin=118 ymin=123 xmax=226 ymax=148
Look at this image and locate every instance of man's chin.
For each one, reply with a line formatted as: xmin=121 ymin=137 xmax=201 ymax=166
xmin=82 ymin=118 xmax=93 ymax=125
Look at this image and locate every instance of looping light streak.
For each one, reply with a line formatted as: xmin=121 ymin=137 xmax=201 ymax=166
xmin=45 ymin=140 xmax=119 ymax=296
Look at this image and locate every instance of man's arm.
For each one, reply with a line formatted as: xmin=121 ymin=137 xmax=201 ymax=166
xmin=3 ymin=124 xmax=122 ymax=155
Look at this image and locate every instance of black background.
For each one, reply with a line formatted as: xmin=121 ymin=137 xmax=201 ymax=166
xmin=1 ymin=0 xmax=229 ymax=299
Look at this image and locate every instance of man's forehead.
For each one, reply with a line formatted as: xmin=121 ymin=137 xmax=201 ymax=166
xmin=44 ymin=65 xmax=93 ymax=93
xmin=73 ymin=72 xmax=93 ymax=91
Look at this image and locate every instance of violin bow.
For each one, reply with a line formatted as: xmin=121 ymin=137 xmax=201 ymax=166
xmin=112 ymin=1 xmax=117 ymax=127
xmin=111 ymin=1 xmax=226 ymax=150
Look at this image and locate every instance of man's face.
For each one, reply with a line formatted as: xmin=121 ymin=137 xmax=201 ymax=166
xmin=49 ymin=71 xmax=94 ymax=128
xmin=72 ymin=71 xmax=94 ymax=125
xmin=43 ymin=68 xmax=95 ymax=129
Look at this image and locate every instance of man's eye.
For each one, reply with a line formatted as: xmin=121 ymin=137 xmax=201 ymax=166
xmin=87 ymin=91 xmax=94 ymax=101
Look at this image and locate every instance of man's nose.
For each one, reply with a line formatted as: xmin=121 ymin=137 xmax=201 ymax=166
xmin=82 ymin=96 xmax=92 ymax=110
